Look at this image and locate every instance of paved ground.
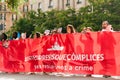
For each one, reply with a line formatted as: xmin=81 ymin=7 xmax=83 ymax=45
xmin=0 ymin=73 xmax=120 ymax=80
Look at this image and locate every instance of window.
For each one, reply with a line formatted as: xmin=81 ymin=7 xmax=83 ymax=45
xmin=0 ymin=23 xmax=4 ymax=30
xmin=77 ymin=0 xmax=82 ymax=4
xmin=0 ymin=5 xmax=2 ymax=11
xmin=0 ymin=5 xmax=6 ymax=11
xmin=3 ymin=5 xmax=6 ymax=11
xmin=23 ymin=5 xmax=28 ymax=12
xmin=31 ymin=4 xmax=33 ymax=10
xmin=0 ymin=13 xmax=6 ymax=20
xmin=66 ymin=0 xmax=70 ymax=6
xmin=0 ymin=13 xmax=2 ymax=20
xmin=12 ymin=14 xmax=17 ymax=21
xmin=3 ymin=13 xmax=6 ymax=20
xmin=48 ymin=0 xmax=53 ymax=8
xmin=38 ymin=2 xmax=42 ymax=9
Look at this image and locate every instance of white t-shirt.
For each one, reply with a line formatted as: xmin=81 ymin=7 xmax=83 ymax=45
xmin=102 ymin=25 xmax=113 ymax=32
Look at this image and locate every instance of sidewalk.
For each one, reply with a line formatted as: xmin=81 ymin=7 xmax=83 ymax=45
xmin=0 ymin=73 xmax=119 ymax=80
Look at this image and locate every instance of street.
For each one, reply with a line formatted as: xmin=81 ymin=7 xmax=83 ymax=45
xmin=0 ymin=73 xmax=119 ymax=80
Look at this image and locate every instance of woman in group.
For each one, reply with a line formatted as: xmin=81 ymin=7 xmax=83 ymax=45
xmin=34 ymin=32 xmax=41 ymax=38
xmin=66 ymin=24 xmax=76 ymax=33
xmin=0 ymin=33 xmax=9 ymax=48
xmin=61 ymin=24 xmax=76 ymax=77
xmin=81 ymin=27 xmax=93 ymax=33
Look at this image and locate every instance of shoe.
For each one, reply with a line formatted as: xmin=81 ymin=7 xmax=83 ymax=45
xmin=26 ymin=72 xmax=35 ymax=75
xmin=86 ymin=74 xmax=92 ymax=77
xmin=103 ymin=75 xmax=111 ymax=78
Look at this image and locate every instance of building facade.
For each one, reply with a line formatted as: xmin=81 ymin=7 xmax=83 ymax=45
xmin=0 ymin=0 xmax=88 ymax=32
xmin=29 ymin=0 xmax=88 ymax=11
xmin=0 ymin=3 xmax=16 ymax=32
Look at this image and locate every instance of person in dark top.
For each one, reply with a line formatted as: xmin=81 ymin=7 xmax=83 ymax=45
xmin=12 ymin=32 xmax=18 ymax=40
xmin=66 ymin=24 xmax=76 ymax=33
xmin=0 ymin=33 xmax=7 ymax=41
xmin=34 ymin=32 xmax=40 ymax=38
xmin=0 ymin=33 xmax=9 ymax=48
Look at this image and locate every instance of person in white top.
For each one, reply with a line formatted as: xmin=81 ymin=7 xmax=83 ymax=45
xmin=102 ymin=21 xmax=113 ymax=31
xmin=101 ymin=21 xmax=115 ymax=78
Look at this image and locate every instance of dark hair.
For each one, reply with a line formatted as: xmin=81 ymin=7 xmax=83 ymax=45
xmin=66 ymin=24 xmax=76 ymax=33
xmin=86 ymin=27 xmax=93 ymax=31
xmin=36 ymin=32 xmax=40 ymax=38
xmin=12 ymin=32 xmax=18 ymax=39
xmin=0 ymin=33 xmax=7 ymax=41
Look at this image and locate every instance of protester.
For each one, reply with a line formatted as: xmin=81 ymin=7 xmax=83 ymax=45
xmin=0 ymin=22 xmax=119 ymax=78
xmin=17 ymin=32 xmax=21 ymax=39
xmin=0 ymin=33 xmax=7 ymax=41
xmin=57 ymin=27 xmax=62 ymax=33
xmin=12 ymin=32 xmax=19 ymax=40
xmin=66 ymin=24 xmax=76 ymax=33
xmin=61 ymin=24 xmax=76 ymax=77
xmin=51 ymin=27 xmax=62 ymax=35
xmin=87 ymin=27 xmax=93 ymax=77
xmin=101 ymin=21 xmax=115 ymax=78
xmin=81 ymin=27 xmax=93 ymax=33
xmin=0 ymin=33 xmax=10 ymax=48
xmin=34 ymin=32 xmax=41 ymax=38
xmin=81 ymin=27 xmax=87 ymax=33
xmin=81 ymin=27 xmax=94 ymax=77
xmin=86 ymin=27 xmax=93 ymax=32
xmin=44 ymin=30 xmax=50 ymax=36
xmin=51 ymin=29 xmax=57 ymax=35
xmin=102 ymin=21 xmax=113 ymax=31
xmin=21 ymin=33 xmax=26 ymax=39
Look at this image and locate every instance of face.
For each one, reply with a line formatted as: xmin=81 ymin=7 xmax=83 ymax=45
xmin=86 ymin=28 xmax=91 ymax=32
xmin=21 ymin=33 xmax=26 ymax=39
xmin=106 ymin=25 xmax=112 ymax=31
xmin=102 ymin=22 xmax=108 ymax=29
xmin=34 ymin=34 xmax=37 ymax=38
xmin=67 ymin=26 xmax=71 ymax=33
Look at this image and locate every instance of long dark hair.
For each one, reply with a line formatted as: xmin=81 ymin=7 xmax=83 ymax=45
xmin=66 ymin=24 xmax=76 ymax=33
xmin=0 ymin=33 xmax=7 ymax=41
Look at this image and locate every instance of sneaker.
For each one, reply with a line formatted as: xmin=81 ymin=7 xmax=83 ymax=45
xmin=103 ymin=75 xmax=111 ymax=78
xmin=86 ymin=74 xmax=92 ymax=77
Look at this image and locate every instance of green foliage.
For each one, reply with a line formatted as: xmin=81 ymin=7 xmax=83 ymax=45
xmin=0 ymin=0 xmax=26 ymax=12
xmin=79 ymin=0 xmax=120 ymax=31
xmin=8 ymin=0 xmax=120 ymax=35
xmin=11 ymin=18 xmax=35 ymax=36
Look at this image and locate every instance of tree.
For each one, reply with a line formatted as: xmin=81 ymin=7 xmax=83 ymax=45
xmin=9 ymin=0 xmax=120 ymax=35
xmin=11 ymin=18 xmax=35 ymax=37
xmin=77 ymin=0 xmax=120 ymax=31
xmin=0 ymin=0 xmax=27 ymax=12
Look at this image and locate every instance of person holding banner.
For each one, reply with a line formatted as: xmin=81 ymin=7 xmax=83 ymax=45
xmin=100 ymin=21 xmax=116 ymax=78
xmin=12 ymin=32 xmax=19 ymax=40
xmin=102 ymin=21 xmax=113 ymax=31
xmin=61 ymin=24 xmax=76 ymax=77
xmin=0 ymin=33 xmax=7 ymax=41
xmin=81 ymin=27 xmax=93 ymax=33
xmin=66 ymin=24 xmax=76 ymax=33
xmin=0 ymin=33 xmax=9 ymax=48
xmin=44 ymin=30 xmax=50 ymax=36
xmin=34 ymin=32 xmax=41 ymax=38
xmin=81 ymin=27 xmax=94 ymax=77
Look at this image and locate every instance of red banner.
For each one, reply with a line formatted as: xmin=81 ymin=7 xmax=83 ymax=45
xmin=0 ymin=32 xmax=120 ymax=76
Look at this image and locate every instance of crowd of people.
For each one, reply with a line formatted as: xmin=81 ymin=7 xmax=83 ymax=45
xmin=0 ymin=21 xmax=117 ymax=78
xmin=0 ymin=20 xmax=113 ymax=42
